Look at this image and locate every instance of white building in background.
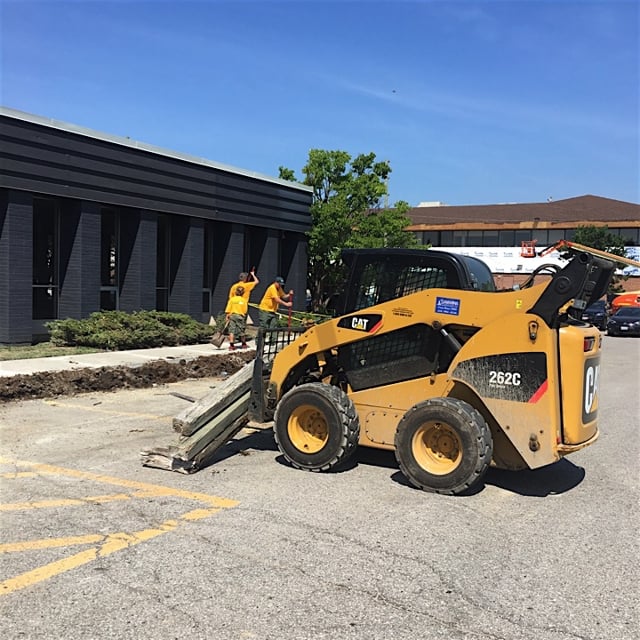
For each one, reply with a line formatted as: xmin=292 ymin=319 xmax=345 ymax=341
xmin=406 ymin=195 xmax=640 ymax=289
xmin=440 ymin=245 xmax=640 ymax=277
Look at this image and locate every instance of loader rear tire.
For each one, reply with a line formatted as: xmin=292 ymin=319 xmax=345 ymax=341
xmin=274 ymin=383 xmax=360 ymax=472
xmin=394 ymin=397 xmax=492 ymax=495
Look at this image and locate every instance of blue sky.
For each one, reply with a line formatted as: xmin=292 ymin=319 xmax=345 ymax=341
xmin=1 ymin=0 xmax=638 ymax=206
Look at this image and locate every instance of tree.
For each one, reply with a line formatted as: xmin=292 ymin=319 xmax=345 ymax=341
xmin=279 ymin=150 xmax=419 ymax=311
xmin=571 ymin=225 xmax=629 ymax=294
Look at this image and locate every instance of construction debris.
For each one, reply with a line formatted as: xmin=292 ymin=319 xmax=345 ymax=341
xmin=140 ymin=362 xmax=256 ymax=473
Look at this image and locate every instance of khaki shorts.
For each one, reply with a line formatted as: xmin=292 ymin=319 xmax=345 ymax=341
xmin=228 ymin=313 xmax=247 ymax=337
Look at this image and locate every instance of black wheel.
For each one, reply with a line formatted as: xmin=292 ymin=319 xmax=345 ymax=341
xmin=394 ymin=397 xmax=493 ymax=495
xmin=274 ymin=383 xmax=360 ymax=472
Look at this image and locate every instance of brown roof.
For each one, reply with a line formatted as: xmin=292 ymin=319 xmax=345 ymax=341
xmin=406 ymin=195 xmax=640 ymax=229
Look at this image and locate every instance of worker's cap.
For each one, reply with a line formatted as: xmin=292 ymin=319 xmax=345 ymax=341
xmin=275 ymin=276 xmax=285 ymax=285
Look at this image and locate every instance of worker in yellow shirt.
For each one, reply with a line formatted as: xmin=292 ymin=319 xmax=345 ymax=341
xmin=226 ymin=269 xmax=258 ymax=346
xmin=225 ymin=286 xmax=249 ymax=350
xmin=258 ymin=276 xmax=293 ymax=330
xmin=228 ymin=269 xmax=259 ymax=303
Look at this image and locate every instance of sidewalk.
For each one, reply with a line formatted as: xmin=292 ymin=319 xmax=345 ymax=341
xmin=0 ymin=343 xmax=236 ymax=378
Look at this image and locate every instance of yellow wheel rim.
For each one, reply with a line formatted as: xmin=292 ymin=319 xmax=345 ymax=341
xmin=287 ymin=404 xmax=329 ymax=454
xmin=412 ymin=420 xmax=462 ymax=475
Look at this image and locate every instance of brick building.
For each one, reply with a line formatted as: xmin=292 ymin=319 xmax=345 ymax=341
xmin=406 ymin=195 xmax=640 ymax=290
xmin=0 ymin=108 xmax=312 ymax=345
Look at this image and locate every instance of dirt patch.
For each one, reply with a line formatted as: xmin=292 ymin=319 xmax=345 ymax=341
xmin=0 ymin=352 xmax=256 ymax=403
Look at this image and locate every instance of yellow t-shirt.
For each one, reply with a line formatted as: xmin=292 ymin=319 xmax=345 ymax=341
xmin=226 ymin=295 xmax=248 ymax=316
xmin=228 ymin=280 xmax=256 ymax=302
xmin=259 ymin=283 xmax=284 ymax=313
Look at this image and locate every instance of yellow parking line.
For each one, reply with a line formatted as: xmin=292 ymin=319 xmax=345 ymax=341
xmin=0 ymin=520 xmax=181 ymax=596
xmin=1 ymin=548 xmax=101 ymax=596
xmin=0 ymin=458 xmax=240 ymax=596
xmin=0 ymin=534 xmax=105 ymax=554
xmin=0 ymin=457 xmax=239 ymax=509
xmin=0 ymin=493 xmax=133 ymax=512
xmin=181 ymin=507 xmax=221 ymax=520
xmin=0 ymin=471 xmax=39 ymax=479
xmin=0 ymin=507 xmax=220 ymax=556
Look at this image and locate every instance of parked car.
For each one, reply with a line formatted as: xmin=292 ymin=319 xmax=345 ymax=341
xmin=606 ymin=307 xmax=640 ymax=337
xmin=581 ymin=299 xmax=608 ymax=330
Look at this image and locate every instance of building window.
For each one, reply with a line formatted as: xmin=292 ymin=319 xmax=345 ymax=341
xmin=467 ymin=230 xmax=483 ymax=246
xmin=514 ymin=230 xmax=532 ymax=245
xmin=548 ymin=229 xmax=565 ymax=244
xmin=440 ymin=231 xmax=453 ymax=246
xmin=609 ymin=228 xmax=638 ymax=245
xmin=452 ymin=231 xmax=466 ymax=246
xmin=482 ymin=230 xmax=499 ymax=246
xmin=421 ymin=231 xmax=433 ymax=246
xmin=156 ymin=214 xmax=170 ymax=311
xmin=100 ymin=209 xmax=119 ymax=310
xmin=499 ymin=230 xmax=515 ymax=246
xmin=533 ymin=230 xmax=549 ymax=246
xmin=32 ymin=198 xmax=59 ymax=320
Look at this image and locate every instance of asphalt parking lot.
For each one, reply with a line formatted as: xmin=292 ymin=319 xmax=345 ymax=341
xmin=0 ymin=337 xmax=638 ymax=640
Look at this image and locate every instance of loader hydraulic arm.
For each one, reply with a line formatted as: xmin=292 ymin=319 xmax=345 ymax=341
xmin=527 ymin=250 xmax=615 ymax=327
xmin=538 ymin=239 xmax=640 ymax=269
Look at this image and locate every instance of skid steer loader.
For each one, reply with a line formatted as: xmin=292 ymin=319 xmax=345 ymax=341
xmin=248 ymin=245 xmax=626 ymax=495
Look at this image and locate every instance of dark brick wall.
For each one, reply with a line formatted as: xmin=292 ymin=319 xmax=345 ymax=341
xmin=168 ymin=217 xmax=204 ymax=319
xmin=119 ymin=209 xmax=157 ymax=312
xmin=254 ymin=229 xmax=284 ymax=305
xmin=210 ymin=223 xmax=244 ymax=319
xmin=58 ymin=200 xmax=101 ymax=320
xmin=0 ymin=191 xmax=307 ymax=343
xmin=284 ymin=232 xmax=308 ymax=311
xmin=0 ymin=190 xmax=33 ymax=344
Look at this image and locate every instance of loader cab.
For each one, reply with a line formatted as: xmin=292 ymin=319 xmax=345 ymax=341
xmin=338 ymin=248 xmax=495 ymax=315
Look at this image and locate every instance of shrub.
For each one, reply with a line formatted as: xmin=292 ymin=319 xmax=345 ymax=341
xmin=47 ymin=311 xmax=214 ymax=350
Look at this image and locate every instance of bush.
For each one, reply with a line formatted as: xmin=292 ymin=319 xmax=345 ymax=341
xmin=46 ymin=311 xmax=215 ymax=350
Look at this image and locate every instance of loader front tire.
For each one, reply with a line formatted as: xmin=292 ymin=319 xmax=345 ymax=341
xmin=394 ymin=397 xmax=492 ymax=495
xmin=274 ymin=383 xmax=359 ymax=472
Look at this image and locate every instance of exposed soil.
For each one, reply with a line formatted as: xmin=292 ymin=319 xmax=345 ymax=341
xmin=0 ymin=352 xmax=256 ymax=403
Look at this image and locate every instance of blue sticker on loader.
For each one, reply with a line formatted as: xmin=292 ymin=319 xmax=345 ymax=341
xmin=435 ymin=296 xmax=461 ymax=316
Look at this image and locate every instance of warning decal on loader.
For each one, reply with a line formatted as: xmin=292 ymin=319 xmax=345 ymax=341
xmin=452 ymin=353 xmax=547 ymax=403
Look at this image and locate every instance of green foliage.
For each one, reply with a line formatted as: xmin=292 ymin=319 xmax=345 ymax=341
xmin=277 ymin=166 xmax=296 ymax=182
xmin=210 ymin=313 xmax=228 ymax=333
xmin=46 ymin=311 xmax=214 ymax=350
xmin=571 ymin=225 xmax=630 ymax=293
xmin=279 ymin=150 xmax=418 ymax=311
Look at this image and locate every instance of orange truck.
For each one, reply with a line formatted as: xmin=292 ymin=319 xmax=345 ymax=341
xmin=610 ymin=291 xmax=640 ymax=312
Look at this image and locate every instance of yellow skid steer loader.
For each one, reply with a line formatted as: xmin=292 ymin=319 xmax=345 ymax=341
xmin=248 ymin=244 xmax=631 ymax=494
